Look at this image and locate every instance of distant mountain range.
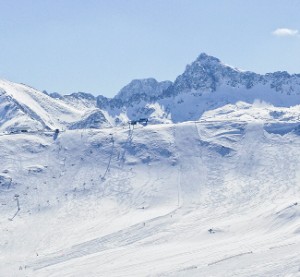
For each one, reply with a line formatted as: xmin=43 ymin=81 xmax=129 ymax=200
xmin=1 ymin=53 xmax=300 ymax=131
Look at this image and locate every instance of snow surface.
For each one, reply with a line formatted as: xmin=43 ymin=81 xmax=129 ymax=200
xmin=1 ymin=54 xmax=300 ymax=276
xmin=0 ymin=103 xmax=300 ymax=276
xmin=0 ymin=79 xmax=88 ymax=131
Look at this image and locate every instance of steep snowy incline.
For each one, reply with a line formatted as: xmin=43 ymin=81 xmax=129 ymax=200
xmin=0 ymin=106 xmax=299 ymax=276
xmin=0 ymin=79 xmax=85 ymax=131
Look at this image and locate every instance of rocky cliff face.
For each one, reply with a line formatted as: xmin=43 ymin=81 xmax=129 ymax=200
xmin=90 ymin=53 xmax=300 ymax=122
xmin=162 ymin=53 xmax=300 ymax=97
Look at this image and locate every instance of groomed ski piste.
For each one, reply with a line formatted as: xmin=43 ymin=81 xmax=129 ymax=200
xmin=1 ymin=102 xmax=300 ymax=277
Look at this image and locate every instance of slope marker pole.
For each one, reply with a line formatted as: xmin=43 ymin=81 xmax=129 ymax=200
xmin=8 ymin=194 xmax=20 ymax=221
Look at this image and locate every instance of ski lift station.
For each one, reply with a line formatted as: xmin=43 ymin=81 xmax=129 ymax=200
xmin=128 ymin=118 xmax=148 ymax=126
xmin=9 ymin=126 xmax=30 ymax=134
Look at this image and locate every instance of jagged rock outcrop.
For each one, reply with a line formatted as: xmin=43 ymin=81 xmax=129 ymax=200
xmin=91 ymin=53 xmax=300 ymax=122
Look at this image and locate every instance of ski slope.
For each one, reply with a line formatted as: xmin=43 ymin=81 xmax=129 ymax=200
xmin=0 ymin=103 xmax=300 ymax=276
xmin=0 ymin=79 xmax=95 ymax=132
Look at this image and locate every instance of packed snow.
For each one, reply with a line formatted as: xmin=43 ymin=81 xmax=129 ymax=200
xmin=0 ymin=53 xmax=300 ymax=276
xmin=0 ymin=103 xmax=300 ymax=276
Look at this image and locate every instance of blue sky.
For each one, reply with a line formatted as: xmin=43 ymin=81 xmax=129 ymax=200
xmin=0 ymin=0 xmax=300 ymax=97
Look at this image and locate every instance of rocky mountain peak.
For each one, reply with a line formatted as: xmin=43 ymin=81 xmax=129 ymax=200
xmin=114 ymin=78 xmax=172 ymax=103
xmin=195 ymin=52 xmax=222 ymax=64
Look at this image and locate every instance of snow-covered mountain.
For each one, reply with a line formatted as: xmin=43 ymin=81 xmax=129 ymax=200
xmin=94 ymin=53 xmax=300 ymax=123
xmin=1 ymin=109 xmax=300 ymax=276
xmin=69 ymin=109 xmax=111 ymax=129
xmin=0 ymin=80 xmax=109 ymax=132
xmin=47 ymin=53 xmax=300 ymax=125
xmin=115 ymin=78 xmax=172 ymax=103
xmin=0 ymin=54 xmax=300 ymax=276
xmin=0 ymin=80 xmax=86 ymax=132
xmin=164 ymin=53 xmax=300 ymax=97
xmin=1 ymin=53 xmax=299 ymax=132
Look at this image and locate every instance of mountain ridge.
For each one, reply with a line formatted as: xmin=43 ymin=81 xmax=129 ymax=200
xmin=1 ymin=53 xmax=300 ymax=131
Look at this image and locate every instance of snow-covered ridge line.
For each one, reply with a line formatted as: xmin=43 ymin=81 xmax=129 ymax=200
xmin=1 ymin=53 xmax=300 ymax=132
xmin=56 ymin=53 xmax=300 ymax=100
xmin=52 ymin=53 xmax=300 ymax=124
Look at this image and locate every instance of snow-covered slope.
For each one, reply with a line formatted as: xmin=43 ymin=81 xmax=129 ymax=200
xmin=0 ymin=79 xmax=86 ymax=131
xmin=59 ymin=92 xmax=97 ymax=110
xmin=0 ymin=80 xmax=110 ymax=131
xmin=0 ymin=104 xmax=300 ymax=276
xmin=1 ymin=53 xmax=300 ymax=276
xmin=69 ymin=109 xmax=111 ymax=129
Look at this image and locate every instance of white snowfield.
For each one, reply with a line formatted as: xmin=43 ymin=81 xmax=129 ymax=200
xmin=0 ymin=79 xmax=86 ymax=132
xmin=0 ymin=100 xmax=300 ymax=276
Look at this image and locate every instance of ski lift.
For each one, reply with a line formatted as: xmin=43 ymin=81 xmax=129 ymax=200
xmin=128 ymin=118 xmax=148 ymax=126
xmin=9 ymin=127 xmax=30 ymax=134
xmin=53 ymin=129 xmax=60 ymax=140
xmin=138 ymin=118 xmax=148 ymax=126
xmin=128 ymin=120 xmax=138 ymax=126
xmin=138 ymin=118 xmax=148 ymax=123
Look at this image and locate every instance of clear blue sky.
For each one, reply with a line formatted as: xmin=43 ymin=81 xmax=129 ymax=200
xmin=0 ymin=0 xmax=300 ymax=97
